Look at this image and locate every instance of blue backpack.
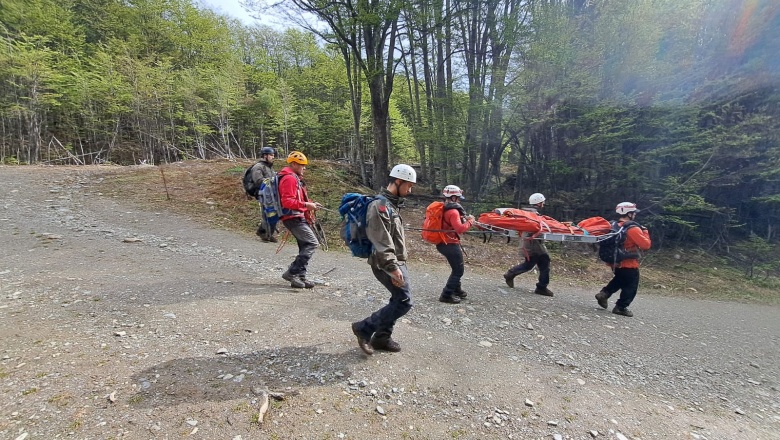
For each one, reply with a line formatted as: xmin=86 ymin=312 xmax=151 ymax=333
xmin=338 ymin=193 xmax=388 ymax=258
xmin=257 ymin=174 xmax=286 ymax=231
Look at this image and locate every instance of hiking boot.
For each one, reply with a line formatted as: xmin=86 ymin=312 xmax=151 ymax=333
xmin=503 ymin=273 xmax=515 ymax=288
xmin=454 ymin=289 xmax=468 ymax=298
xmin=370 ymin=337 xmax=401 ymax=352
xmin=534 ymin=287 xmax=554 ymax=297
xmin=256 ymin=226 xmax=265 ymax=237
xmin=261 ymin=235 xmax=278 ymax=243
xmin=439 ymin=295 xmax=461 ymax=304
xmin=612 ymin=306 xmax=633 ymax=317
xmin=299 ymin=276 xmax=315 ymax=289
xmin=595 ymin=290 xmax=609 ymax=309
xmin=282 ymin=270 xmax=306 ymax=288
xmin=351 ymin=322 xmax=374 ymax=355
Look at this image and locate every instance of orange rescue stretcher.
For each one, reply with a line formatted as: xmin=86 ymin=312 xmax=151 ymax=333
xmin=475 ymin=208 xmax=614 ymax=243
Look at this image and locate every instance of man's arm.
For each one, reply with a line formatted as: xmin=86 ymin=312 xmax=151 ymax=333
xmin=366 ymin=201 xmax=399 ymax=272
xmin=627 ymin=226 xmax=651 ymax=251
xmin=444 ymin=208 xmax=474 ymax=234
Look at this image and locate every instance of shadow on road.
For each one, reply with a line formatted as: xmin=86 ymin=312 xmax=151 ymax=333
xmin=127 ymin=345 xmax=358 ymax=408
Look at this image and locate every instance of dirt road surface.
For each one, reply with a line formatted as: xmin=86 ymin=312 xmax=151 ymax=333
xmin=1 ymin=166 xmax=778 ymax=440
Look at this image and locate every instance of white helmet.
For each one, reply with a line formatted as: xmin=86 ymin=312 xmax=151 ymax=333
xmin=389 ymin=164 xmax=417 ymax=183
xmin=616 ymin=202 xmax=639 ymax=215
xmin=528 ymin=193 xmax=546 ymax=205
xmin=442 ymin=184 xmax=464 ymax=199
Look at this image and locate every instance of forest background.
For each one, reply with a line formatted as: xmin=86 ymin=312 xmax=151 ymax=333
xmin=1 ymin=0 xmax=779 ymax=283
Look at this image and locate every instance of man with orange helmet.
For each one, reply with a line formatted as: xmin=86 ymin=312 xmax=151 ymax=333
xmin=595 ymin=202 xmax=652 ymax=317
xmin=278 ymin=151 xmax=323 ymax=289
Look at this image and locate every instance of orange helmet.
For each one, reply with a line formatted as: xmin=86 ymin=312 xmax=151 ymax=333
xmin=286 ymin=151 xmax=308 ymax=165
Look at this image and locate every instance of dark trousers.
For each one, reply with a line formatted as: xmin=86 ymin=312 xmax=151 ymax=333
xmin=602 ymin=267 xmax=640 ymax=308
xmin=282 ymin=217 xmax=318 ymax=277
xmin=507 ymin=254 xmax=550 ymax=289
xmin=355 ymin=264 xmax=413 ymax=341
xmin=436 ymin=243 xmax=464 ymax=297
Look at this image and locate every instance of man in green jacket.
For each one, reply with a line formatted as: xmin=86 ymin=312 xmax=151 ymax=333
xmin=351 ymin=164 xmax=417 ymax=355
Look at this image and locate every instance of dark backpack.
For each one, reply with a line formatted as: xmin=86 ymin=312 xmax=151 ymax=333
xmin=598 ymin=221 xmax=639 ymax=264
xmin=242 ymin=163 xmax=262 ymax=197
xmin=338 ymin=193 xmax=388 ymax=258
xmin=257 ymin=174 xmax=286 ymax=231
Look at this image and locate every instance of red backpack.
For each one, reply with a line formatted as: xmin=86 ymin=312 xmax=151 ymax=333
xmin=421 ymin=201 xmax=446 ymax=244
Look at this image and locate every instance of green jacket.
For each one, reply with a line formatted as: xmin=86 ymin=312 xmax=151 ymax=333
xmin=366 ymin=189 xmax=407 ymax=272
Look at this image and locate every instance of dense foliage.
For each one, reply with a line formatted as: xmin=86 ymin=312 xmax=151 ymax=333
xmin=1 ymin=0 xmax=778 ymax=269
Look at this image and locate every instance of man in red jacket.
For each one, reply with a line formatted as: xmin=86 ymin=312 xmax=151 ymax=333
xmin=278 ymin=151 xmax=323 ymax=289
xmin=437 ymin=185 xmax=475 ymax=304
xmin=595 ymin=202 xmax=652 ymax=317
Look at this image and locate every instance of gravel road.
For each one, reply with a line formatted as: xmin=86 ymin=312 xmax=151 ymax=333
xmin=1 ymin=165 xmax=778 ymax=440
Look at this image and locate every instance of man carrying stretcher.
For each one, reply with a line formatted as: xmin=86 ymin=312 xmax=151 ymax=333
xmin=502 ymin=193 xmax=555 ymax=296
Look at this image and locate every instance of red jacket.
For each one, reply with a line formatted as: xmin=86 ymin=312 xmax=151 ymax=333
xmin=441 ymin=205 xmax=474 ymax=244
xmin=614 ymin=221 xmax=652 ymax=269
xmin=277 ymin=167 xmax=309 ymax=221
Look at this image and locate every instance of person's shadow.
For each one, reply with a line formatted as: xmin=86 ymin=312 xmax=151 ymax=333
xmin=128 ymin=345 xmax=357 ymax=408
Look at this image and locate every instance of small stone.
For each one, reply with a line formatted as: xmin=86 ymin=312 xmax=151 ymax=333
xmin=525 ymin=398 xmax=534 ymax=407
xmin=479 ymin=340 xmax=493 ymax=347
xmin=376 ymin=406 xmax=385 ymax=415
xmin=615 ymin=433 xmax=629 ymax=440
xmin=548 ymin=420 xmax=558 ymax=426
xmin=526 ymin=323 xmax=534 ymax=330
xmin=553 ymin=434 xmax=563 ymax=440
xmin=577 ymin=379 xmax=586 ymax=385
xmin=590 ymin=430 xmax=599 ymax=437
xmin=186 ymin=420 xmax=197 ymax=426
xmin=216 ymin=348 xmax=228 ymax=355
xmin=735 ymin=408 xmax=745 ymax=415
xmin=114 ymin=331 xmax=126 ymax=337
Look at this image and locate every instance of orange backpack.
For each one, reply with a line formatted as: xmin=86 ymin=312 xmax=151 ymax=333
xmin=421 ymin=201 xmax=446 ymax=244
